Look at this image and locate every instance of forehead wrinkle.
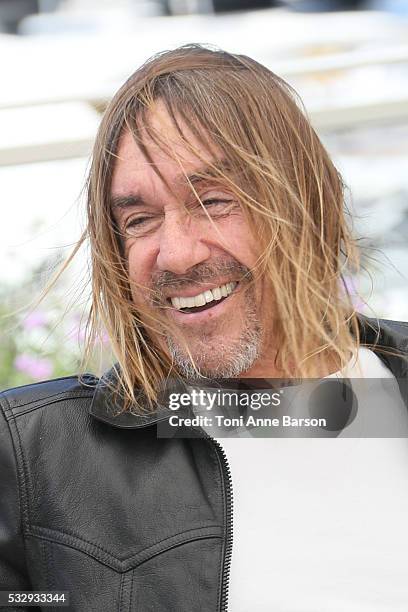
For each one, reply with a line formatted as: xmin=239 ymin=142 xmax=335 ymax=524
xmin=122 ymin=106 xmax=232 ymax=197
xmin=173 ymin=158 xmax=232 ymax=188
xmin=132 ymin=111 xmax=230 ymax=187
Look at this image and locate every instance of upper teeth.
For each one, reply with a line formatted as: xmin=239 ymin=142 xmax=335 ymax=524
xmin=171 ymin=282 xmax=237 ymax=310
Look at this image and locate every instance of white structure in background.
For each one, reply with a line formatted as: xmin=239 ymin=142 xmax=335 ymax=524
xmin=1 ymin=6 xmax=408 ymax=317
xmin=0 ymin=102 xmax=100 ymax=166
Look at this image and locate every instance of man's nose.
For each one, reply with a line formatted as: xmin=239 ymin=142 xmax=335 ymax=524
xmin=156 ymin=208 xmax=211 ymax=274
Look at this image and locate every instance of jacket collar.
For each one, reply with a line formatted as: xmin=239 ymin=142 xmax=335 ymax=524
xmin=89 ymin=314 xmax=408 ymax=429
xmin=88 ymin=368 xmax=190 ymax=429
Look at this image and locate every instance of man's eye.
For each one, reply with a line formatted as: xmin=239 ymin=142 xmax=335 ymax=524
xmin=127 ymin=217 xmax=148 ymax=227
xmin=198 ymin=198 xmax=237 ymax=218
xmin=124 ymin=216 xmax=157 ymax=236
xmin=202 ymin=198 xmax=232 ymax=207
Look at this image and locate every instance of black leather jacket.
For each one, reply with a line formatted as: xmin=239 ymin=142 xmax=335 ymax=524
xmin=1 ymin=316 xmax=407 ymax=611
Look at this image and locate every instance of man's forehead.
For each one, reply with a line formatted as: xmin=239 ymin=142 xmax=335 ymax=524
xmin=113 ymin=98 xmax=223 ymax=167
xmin=114 ymin=119 xmax=221 ymax=167
xmin=111 ymin=127 xmax=230 ymax=203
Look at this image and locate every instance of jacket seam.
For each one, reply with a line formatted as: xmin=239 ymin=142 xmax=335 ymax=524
xmin=2 ymin=390 xmax=95 ymax=418
xmin=30 ymin=523 xmax=221 ymax=561
xmin=1 ymin=373 xmax=97 ymax=397
xmin=29 ymin=524 xmax=223 ymax=572
xmin=0 ymin=394 xmax=32 ymax=528
xmin=118 ymin=572 xmax=125 ymax=612
xmin=120 ymin=571 xmax=132 ymax=610
xmin=0 ymin=394 xmax=33 ymax=583
xmin=128 ymin=569 xmax=134 ymax=612
xmin=10 ymin=410 xmax=36 ymax=533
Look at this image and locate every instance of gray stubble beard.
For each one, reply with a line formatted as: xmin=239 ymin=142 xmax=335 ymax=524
xmin=166 ymin=289 xmax=262 ymax=381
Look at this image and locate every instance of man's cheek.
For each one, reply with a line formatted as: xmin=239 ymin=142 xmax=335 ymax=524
xmin=128 ymin=278 xmax=149 ymax=306
xmin=133 ymin=289 xmax=150 ymax=307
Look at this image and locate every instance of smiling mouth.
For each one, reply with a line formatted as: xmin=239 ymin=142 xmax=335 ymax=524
xmin=167 ymin=281 xmax=239 ymax=314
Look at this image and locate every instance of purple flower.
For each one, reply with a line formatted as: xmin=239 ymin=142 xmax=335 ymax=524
xmin=14 ymin=354 xmax=53 ymax=380
xmin=22 ymin=311 xmax=48 ymax=331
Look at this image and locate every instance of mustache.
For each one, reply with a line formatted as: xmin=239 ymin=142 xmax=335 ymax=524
xmin=151 ymin=259 xmax=253 ymax=304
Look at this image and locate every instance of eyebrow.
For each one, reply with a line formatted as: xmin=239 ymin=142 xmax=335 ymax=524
xmin=110 ymin=194 xmax=146 ymax=211
xmin=110 ymin=159 xmax=231 ymax=212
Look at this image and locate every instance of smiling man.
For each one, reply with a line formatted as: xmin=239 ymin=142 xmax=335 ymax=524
xmin=1 ymin=44 xmax=408 ymax=611
xmin=110 ymin=104 xmax=264 ymax=382
xmin=91 ymin=45 xmax=356 ymax=398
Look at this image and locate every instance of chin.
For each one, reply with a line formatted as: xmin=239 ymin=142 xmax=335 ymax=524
xmin=167 ymin=330 xmax=261 ymax=381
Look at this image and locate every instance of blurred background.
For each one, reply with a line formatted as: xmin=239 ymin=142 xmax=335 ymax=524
xmin=1 ymin=0 xmax=407 ymax=387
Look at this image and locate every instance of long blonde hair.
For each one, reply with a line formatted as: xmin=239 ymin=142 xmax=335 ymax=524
xmin=49 ymin=44 xmax=364 ymax=413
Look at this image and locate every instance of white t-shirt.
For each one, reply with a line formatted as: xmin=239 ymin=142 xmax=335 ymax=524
xmin=207 ymin=349 xmax=408 ymax=611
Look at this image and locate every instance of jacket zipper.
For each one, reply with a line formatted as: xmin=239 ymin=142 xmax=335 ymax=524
xmin=185 ymin=392 xmax=233 ymax=610
xmin=206 ymin=435 xmax=234 ymax=612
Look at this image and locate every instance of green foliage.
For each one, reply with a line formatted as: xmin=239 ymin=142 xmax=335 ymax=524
xmin=0 ymin=260 xmax=109 ymax=391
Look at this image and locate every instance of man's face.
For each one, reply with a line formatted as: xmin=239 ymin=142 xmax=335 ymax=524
xmin=110 ymin=103 xmax=267 ymax=379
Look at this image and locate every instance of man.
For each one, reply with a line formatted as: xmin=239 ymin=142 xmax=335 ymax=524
xmin=1 ymin=44 xmax=408 ymax=611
